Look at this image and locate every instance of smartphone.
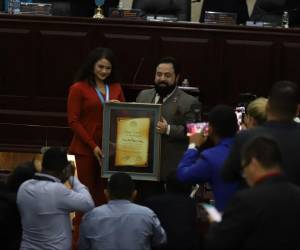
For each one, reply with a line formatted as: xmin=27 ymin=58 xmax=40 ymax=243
xmin=202 ymin=203 xmax=222 ymax=222
xmin=235 ymin=106 xmax=246 ymax=130
xmin=186 ymin=122 xmax=208 ymax=136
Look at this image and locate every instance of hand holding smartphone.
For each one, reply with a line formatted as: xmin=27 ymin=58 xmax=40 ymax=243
xmin=186 ymin=122 xmax=209 ymax=136
xmin=202 ymin=203 xmax=222 ymax=222
xmin=235 ymin=106 xmax=246 ymax=130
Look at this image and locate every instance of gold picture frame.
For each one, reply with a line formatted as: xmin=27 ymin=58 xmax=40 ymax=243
xmin=102 ymin=102 xmax=161 ymax=181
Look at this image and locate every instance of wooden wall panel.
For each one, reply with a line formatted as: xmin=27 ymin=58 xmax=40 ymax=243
xmin=0 ymin=28 xmax=33 ymax=96
xmin=159 ymin=36 xmax=214 ymax=104
xmin=221 ymin=39 xmax=275 ymax=104
xmin=102 ymin=33 xmax=154 ymax=85
xmin=281 ymin=42 xmax=300 ymax=84
xmin=0 ymin=15 xmax=300 ymax=152
xmin=0 ymin=122 xmax=71 ymax=152
xmin=0 ymin=152 xmax=39 ymax=170
xmin=35 ymin=30 xmax=90 ymax=111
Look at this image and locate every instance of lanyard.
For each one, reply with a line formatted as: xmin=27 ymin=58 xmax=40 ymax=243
xmin=95 ymin=85 xmax=110 ymax=105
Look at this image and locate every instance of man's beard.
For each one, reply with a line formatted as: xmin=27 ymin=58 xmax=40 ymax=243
xmin=154 ymin=82 xmax=176 ymax=98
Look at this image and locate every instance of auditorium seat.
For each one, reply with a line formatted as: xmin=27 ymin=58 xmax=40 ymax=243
xmin=250 ymin=0 xmax=300 ymax=27
xmin=132 ymin=0 xmax=191 ymax=21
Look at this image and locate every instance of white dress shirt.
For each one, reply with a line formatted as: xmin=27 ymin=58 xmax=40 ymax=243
xmin=78 ymin=199 xmax=167 ymax=250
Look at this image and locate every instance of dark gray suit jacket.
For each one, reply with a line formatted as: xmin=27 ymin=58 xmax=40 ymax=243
xmin=222 ymin=120 xmax=300 ymax=186
xmin=136 ymin=87 xmax=200 ymax=180
xmin=205 ymin=175 xmax=300 ymax=250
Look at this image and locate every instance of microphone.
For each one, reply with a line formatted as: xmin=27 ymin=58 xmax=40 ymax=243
xmin=132 ymin=57 xmax=144 ymax=84
xmin=191 ymin=103 xmax=202 ymax=122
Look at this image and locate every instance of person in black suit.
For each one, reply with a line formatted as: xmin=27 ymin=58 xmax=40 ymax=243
xmin=222 ymin=80 xmax=300 ymax=187
xmin=200 ymin=0 xmax=249 ymax=24
xmin=143 ymin=171 xmax=201 ymax=250
xmin=205 ymin=136 xmax=300 ymax=250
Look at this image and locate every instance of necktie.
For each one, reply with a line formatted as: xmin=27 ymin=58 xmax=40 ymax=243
xmin=157 ymin=96 xmax=164 ymax=104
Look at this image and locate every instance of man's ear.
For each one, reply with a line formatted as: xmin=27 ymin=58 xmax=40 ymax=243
xmin=207 ymin=125 xmax=213 ymax=136
xmin=131 ymin=190 xmax=138 ymax=201
xmin=104 ymin=189 xmax=110 ymax=201
xmin=266 ymin=101 xmax=271 ymax=115
xmin=297 ymin=104 xmax=300 ymax=116
xmin=247 ymin=115 xmax=257 ymax=128
xmin=251 ymin=157 xmax=261 ymax=169
xmin=59 ymin=168 xmax=68 ymax=183
xmin=175 ymin=74 xmax=180 ymax=84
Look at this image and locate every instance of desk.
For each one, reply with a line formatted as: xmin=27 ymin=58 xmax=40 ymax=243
xmin=0 ymin=14 xmax=300 ymax=151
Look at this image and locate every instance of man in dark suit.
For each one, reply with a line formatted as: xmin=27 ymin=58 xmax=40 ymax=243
xmin=136 ymin=57 xmax=200 ymax=182
xmin=222 ymin=80 xmax=300 ymax=187
xmin=205 ymin=136 xmax=300 ymax=250
xmin=200 ymin=0 xmax=249 ymax=24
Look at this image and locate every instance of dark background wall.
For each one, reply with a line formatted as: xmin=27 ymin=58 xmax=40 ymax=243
xmin=1 ymin=15 xmax=300 ymax=152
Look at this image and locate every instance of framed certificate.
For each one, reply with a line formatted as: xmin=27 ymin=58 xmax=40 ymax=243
xmin=102 ymin=102 xmax=161 ymax=181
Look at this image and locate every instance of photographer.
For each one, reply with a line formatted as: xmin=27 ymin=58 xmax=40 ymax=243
xmin=177 ymin=105 xmax=239 ymax=212
xmin=17 ymin=147 xmax=94 ymax=250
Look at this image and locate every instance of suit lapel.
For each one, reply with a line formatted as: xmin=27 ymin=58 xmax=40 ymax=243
xmin=148 ymin=89 xmax=157 ymax=103
xmin=164 ymin=87 xmax=179 ymax=105
xmin=162 ymin=87 xmax=179 ymax=118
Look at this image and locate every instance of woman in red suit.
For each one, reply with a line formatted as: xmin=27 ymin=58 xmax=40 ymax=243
xmin=67 ymin=47 xmax=125 ymax=206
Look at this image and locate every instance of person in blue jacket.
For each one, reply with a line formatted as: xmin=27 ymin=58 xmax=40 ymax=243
xmin=177 ymin=105 xmax=239 ymax=212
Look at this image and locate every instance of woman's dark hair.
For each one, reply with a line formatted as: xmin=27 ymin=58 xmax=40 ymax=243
xmin=74 ymin=47 xmax=121 ymax=86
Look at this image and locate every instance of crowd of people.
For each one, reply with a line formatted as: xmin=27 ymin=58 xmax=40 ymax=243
xmin=1 ymin=47 xmax=300 ymax=250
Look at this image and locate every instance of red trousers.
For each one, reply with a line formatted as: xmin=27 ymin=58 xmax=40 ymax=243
xmin=75 ymin=154 xmax=107 ymax=205
xmin=72 ymin=154 xmax=107 ymax=249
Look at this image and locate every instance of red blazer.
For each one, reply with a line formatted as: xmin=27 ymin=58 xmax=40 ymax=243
xmin=67 ymin=81 xmax=125 ymax=155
